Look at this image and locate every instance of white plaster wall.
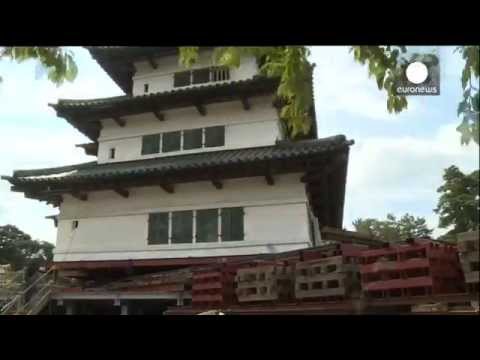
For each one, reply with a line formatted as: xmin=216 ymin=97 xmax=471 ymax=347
xmin=54 ymin=174 xmax=313 ymax=262
xmin=131 ymin=51 xmax=259 ymax=96
xmin=96 ymin=95 xmax=281 ymax=163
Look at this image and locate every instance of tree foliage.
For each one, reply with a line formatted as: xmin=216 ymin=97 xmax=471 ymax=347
xmin=434 ymin=166 xmax=479 ymax=235
xmin=351 ymin=46 xmax=479 ymax=145
xmin=0 ymin=225 xmax=54 ymax=272
xmin=352 ymin=213 xmax=433 ymax=242
xmin=0 ymin=47 xmax=78 ymax=86
xmin=455 ymin=46 xmax=480 ymax=145
xmin=179 ymin=46 xmax=314 ymax=138
xmin=350 ymin=46 xmax=409 ymax=113
xmin=1 ymin=46 xmax=477 ymax=144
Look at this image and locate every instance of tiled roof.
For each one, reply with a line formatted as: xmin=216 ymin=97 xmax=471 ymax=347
xmin=86 ymin=47 xmax=209 ymax=94
xmin=3 ymin=135 xmax=353 ymax=185
xmin=50 ymin=76 xmax=282 ymax=142
xmin=52 ymin=76 xmax=278 ymax=111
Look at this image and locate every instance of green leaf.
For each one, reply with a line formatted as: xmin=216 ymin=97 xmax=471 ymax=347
xmin=462 ymin=67 xmax=470 ymax=89
xmin=178 ymin=47 xmax=199 ymax=68
xmin=456 ymin=118 xmax=471 ymax=145
xmin=457 ymin=99 xmax=468 ymax=116
xmin=472 ymin=92 xmax=479 ymax=112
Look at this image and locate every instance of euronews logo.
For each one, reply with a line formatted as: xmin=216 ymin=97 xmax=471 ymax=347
xmin=395 ymin=53 xmax=440 ymax=96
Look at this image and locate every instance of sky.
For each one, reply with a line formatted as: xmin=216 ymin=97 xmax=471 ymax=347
xmin=0 ymin=46 xmax=478 ymax=244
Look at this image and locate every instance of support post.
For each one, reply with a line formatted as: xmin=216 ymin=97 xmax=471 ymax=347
xmin=65 ymin=302 xmax=75 ymax=315
xmin=121 ymin=303 xmax=129 ymax=315
xmin=177 ymin=293 xmax=184 ymax=307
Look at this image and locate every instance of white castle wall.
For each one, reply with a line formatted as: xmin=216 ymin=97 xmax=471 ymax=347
xmin=96 ymin=95 xmax=282 ymax=164
xmin=131 ymin=51 xmax=259 ymax=96
xmin=54 ymin=174 xmax=313 ymax=262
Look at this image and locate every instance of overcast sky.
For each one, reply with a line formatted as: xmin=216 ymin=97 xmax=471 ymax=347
xmin=0 ymin=46 xmax=478 ymax=244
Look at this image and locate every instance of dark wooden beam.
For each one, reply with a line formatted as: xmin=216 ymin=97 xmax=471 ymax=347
xmin=46 ymin=215 xmax=58 ymax=228
xmin=194 ymin=103 xmax=206 ymax=116
xmin=147 ymin=57 xmax=158 ymax=69
xmin=320 ymin=174 xmax=331 ymax=227
xmin=29 ymin=156 xmax=313 ymax=201
xmin=160 ymin=184 xmax=174 ymax=194
xmin=152 ymin=110 xmax=165 ymax=121
xmin=301 ymin=168 xmax=332 ymax=183
xmin=114 ymin=188 xmax=129 ymax=198
xmin=76 ymin=142 xmax=98 ymax=156
xmin=327 ymin=172 xmax=338 ymax=229
xmin=71 ymin=191 xmax=88 ymax=201
xmin=113 ymin=116 xmax=126 ymax=127
xmin=211 ymin=179 xmax=223 ymax=190
xmin=265 ymin=172 xmax=274 ymax=186
xmin=240 ymin=96 xmax=251 ymax=110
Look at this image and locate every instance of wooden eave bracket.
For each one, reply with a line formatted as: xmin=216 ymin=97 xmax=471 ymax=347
xmin=152 ymin=109 xmax=165 ymax=121
xmin=71 ymin=191 xmax=88 ymax=201
xmin=113 ymin=116 xmax=126 ymax=127
xmin=211 ymin=178 xmax=223 ymax=190
xmin=160 ymin=183 xmax=175 ymax=194
xmin=148 ymin=57 xmax=158 ymax=70
xmin=240 ymin=96 xmax=251 ymax=110
xmin=114 ymin=188 xmax=130 ymax=198
xmin=194 ymin=102 xmax=207 ymax=116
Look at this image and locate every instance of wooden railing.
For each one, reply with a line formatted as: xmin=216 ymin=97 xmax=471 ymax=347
xmin=210 ymin=66 xmax=230 ymax=82
xmin=0 ymin=268 xmax=56 ymax=315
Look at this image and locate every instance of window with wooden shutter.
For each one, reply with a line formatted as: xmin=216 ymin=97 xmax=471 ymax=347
xmin=148 ymin=213 xmax=169 ymax=245
xmin=192 ymin=68 xmax=210 ymax=84
xmin=196 ymin=209 xmax=219 ymax=243
xmin=141 ymin=134 xmax=160 ymax=155
xmin=171 ymin=211 xmax=193 ymax=244
xmin=205 ymin=126 xmax=225 ymax=148
xmin=162 ymin=131 xmax=181 ymax=153
xmin=183 ymin=128 xmax=203 ymax=150
xmin=221 ymin=207 xmax=244 ymax=242
xmin=173 ymin=71 xmax=191 ymax=87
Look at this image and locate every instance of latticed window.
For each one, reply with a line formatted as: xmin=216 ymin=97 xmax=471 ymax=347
xmin=141 ymin=134 xmax=160 ymax=155
xmin=192 ymin=68 xmax=210 ymax=84
xmin=211 ymin=66 xmax=230 ymax=82
xmin=221 ymin=207 xmax=244 ymax=242
xmin=148 ymin=213 xmax=169 ymax=244
xmin=183 ymin=128 xmax=203 ymax=150
xmin=147 ymin=207 xmax=244 ymax=245
xmin=171 ymin=211 xmax=193 ymax=244
xmin=173 ymin=71 xmax=191 ymax=87
xmin=162 ymin=131 xmax=181 ymax=153
xmin=173 ymin=66 xmax=231 ymax=88
xmin=196 ymin=209 xmax=219 ymax=243
xmin=205 ymin=126 xmax=225 ymax=148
